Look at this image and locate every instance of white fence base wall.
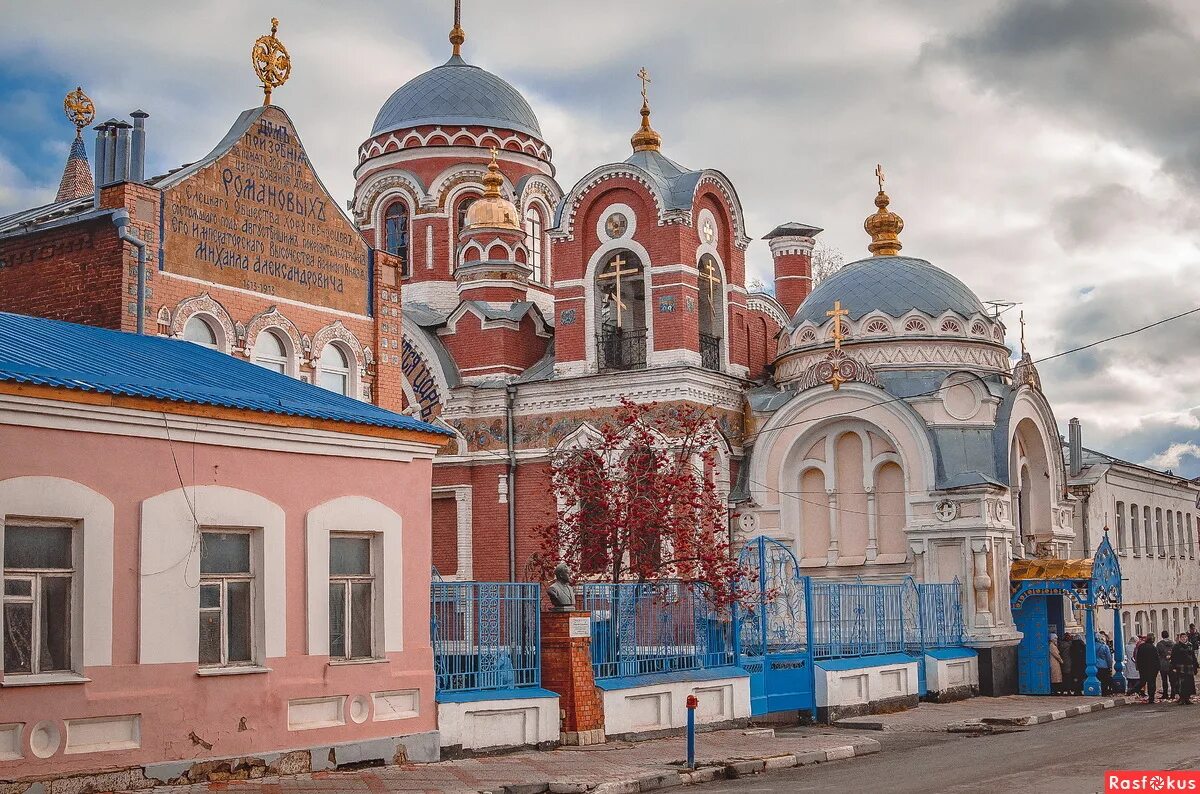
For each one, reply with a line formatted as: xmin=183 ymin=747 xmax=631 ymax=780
xmin=436 ymin=695 xmax=560 ymax=752
xmin=815 ymin=655 xmax=920 ymax=722
xmin=925 ymin=649 xmax=979 ymax=701
xmin=599 ymin=673 xmax=751 ymax=737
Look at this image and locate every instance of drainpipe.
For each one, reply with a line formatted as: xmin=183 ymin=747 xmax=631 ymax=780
xmin=113 ymin=210 xmax=147 ymax=334
xmin=505 ymin=383 xmax=518 ymax=581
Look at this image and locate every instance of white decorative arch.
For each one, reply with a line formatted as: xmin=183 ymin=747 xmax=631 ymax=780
xmin=692 ymin=170 xmax=752 ymax=251
xmin=0 ymin=476 xmax=115 ymax=669
xmin=139 ymin=486 xmax=285 ymax=664
xmin=430 ymin=162 xmax=515 ymax=209
xmin=582 ymin=237 xmax=656 ymax=372
xmin=311 ymin=321 xmax=365 ymax=397
xmin=170 ymin=293 xmax=236 ymax=353
xmin=243 ymin=307 xmax=304 ymax=372
xmin=305 ymin=496 xmax=405 ymax=656
xmin=554 ymin=163 xmax=672 ymax=240
xmin=749 ymin=383 xmax=936 ymax=557
xmin=555 ymin=422 xmax=604 ymax=453
xmin=353 ymin=169 xmax=426 ymax=226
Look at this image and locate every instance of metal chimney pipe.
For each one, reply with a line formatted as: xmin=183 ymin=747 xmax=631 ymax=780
xmin=112 ymin=119 xmax=133 ymax=184
xmin=129 ymin=110 xmax=148 ymax=183
xmin=1068 ymin=417 xmax=1083 ymax=478
xmin=92 ymin=121 xmax=109 ymax=207
xmin=101 ymin=118 xmax=120 ymax=185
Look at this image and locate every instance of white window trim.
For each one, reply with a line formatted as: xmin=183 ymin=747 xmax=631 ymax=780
xmin=0 ymin=477 xmax=114 ymax=674
xmin=305 ymin=496 xmax=404 ymax=656
xmin=140 ymin=486 xmax=285 ymax=665
xmin=316 ymin=342 xmax=356 ymax=398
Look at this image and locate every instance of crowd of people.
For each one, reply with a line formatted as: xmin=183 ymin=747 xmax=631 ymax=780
xmin=1049 ymin=624 xmax=1200 ymax=705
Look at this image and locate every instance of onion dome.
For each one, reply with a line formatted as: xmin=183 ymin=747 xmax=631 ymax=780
xmin=465 ymin=149 xmax=520 ymax=230
xmin=630 ymin=66 xmax=662 ymax=153
xmin=864 ymin=164 xmax=904 ymax=256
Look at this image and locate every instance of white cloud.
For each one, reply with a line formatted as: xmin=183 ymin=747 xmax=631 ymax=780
xmin=1143 ymin=442 xmax=1200 ymax=472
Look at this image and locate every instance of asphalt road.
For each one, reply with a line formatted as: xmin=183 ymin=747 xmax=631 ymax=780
xmin=702 ymin=703 xmax=1200 ymax=793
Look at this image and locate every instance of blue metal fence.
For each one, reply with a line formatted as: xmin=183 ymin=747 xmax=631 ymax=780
xmin=430 ymin=581 xmax=541 ymax=694
xmin=580 ymin=581 xmax=735 ymax=681
xmin=810 ymin=577 xmax=965 ymax=660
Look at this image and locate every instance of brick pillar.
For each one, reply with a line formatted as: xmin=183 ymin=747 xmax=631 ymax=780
xmin=765 ymin=223 xmax=822 ymax=320
xmin=541 ymin=610 xmax=605 ymax=746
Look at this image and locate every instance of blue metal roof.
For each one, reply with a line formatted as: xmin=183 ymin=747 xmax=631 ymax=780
xmin=371 ymin=56 xmax=543 ymax=139
xmin=0 ymin=312 xmax=452 ymax=437
xmin=623 ymin=149 xmax=702 ymax=211
xmin=791 ymin=256 xmax=988 ymax=327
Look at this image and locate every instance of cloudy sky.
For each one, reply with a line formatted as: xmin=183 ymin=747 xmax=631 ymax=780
xmin=3 ymin=0 xmax=1199 ymax=476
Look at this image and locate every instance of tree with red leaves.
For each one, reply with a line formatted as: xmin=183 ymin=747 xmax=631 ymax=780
xmin=532 ymin=398 xmax=747 ymax=608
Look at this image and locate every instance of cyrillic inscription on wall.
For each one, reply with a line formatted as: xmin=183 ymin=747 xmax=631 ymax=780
xmin=162 ymin=107 xmax=369 ymax=314
xmin=401 ymin=336 xmax=443 ymax=420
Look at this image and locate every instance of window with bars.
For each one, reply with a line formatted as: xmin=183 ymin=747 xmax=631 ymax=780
xmin=3 ymin=524 xmax=74 ymax=676
xmin=199 ymin=531 xmax=255 ymax=668
xmin=329 ymin=535 xmax=375 ymax=660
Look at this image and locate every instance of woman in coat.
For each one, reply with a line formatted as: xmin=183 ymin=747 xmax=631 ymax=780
xmin=1049 ymin=637 xmax=1064 ymax=694
xmin=1135 ymin=633 xmax=1162 ymax=704
xmin=1126 ymin=637 xmax=1143 ymax=696
xmin=1170 ymin=633 xmax=1197 ymax=705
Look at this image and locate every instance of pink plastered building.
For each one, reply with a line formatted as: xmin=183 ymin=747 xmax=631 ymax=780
xmin=0 ymin=312 xmax=451 ymax=786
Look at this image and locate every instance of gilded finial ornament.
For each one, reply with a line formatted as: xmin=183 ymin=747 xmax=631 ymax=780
xmin=449 ymin=0 xmax=466 ymax=57
xmin=63 ymin=87 xmax=95 ymax=137
xmin=463 ymin=146 xmax=520 ymax=231
xmin=252 ymin=17 xmax=292 ymax=106
xmin=865 ymin=163 xmax=904 ymax=256
xmin=631 ymin=66 xmax=662 ymax=153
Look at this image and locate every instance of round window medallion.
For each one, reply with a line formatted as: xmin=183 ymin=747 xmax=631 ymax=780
xmin=30 ymin=721 xmax=60 ymax=759
xmin=935 ymin=500 xmax=959 ymax=522
xmin=604 ymin=212 xmax=628 ymax=239
xmin=349 ymin=694 xmax=371 ymax=724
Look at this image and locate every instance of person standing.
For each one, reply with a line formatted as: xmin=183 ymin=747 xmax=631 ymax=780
xmin=1049 ymin=636 xmax=1064 ymax=694
xmin=1170 ymin=633 xmax=1197 ymax=705
xmin=1135 ymin=634 xmax=1161 ymax=704
xmin=1059 ymin=634 xmax=1074 ymax=694
xmin=1095 ymin=633 xmax=1114 ymax=694
xmin=1157 ymin=631 xmax=1177 ymax=700
xmin=1125 ymin=635 xmax=1143 ymax=697
xmin=1188 ymin=623 xmax=1200 ymax=652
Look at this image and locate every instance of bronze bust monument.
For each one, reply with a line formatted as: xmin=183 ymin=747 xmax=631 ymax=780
xmin=547 ymin=563 xmax=576 ymax=611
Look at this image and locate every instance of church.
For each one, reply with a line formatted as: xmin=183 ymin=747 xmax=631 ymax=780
xmin=0 ymin=7 xmax=1121 ymax=695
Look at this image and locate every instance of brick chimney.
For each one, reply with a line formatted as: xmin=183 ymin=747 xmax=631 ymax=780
xmin=765 ymin=222 xmax=822 ymax=320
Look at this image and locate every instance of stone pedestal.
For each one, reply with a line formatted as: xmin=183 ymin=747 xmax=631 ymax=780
xmin=541 ymin=610 xmax=605 ymax=746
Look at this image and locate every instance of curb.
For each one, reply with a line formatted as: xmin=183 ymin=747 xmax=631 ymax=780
xmin=495 ymin=739 xmax=881 ymax=793
xmin=980 ymin=696 xmax=1135 ymax=727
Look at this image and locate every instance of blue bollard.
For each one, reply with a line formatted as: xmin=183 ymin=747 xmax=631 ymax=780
xmin=686 ymin=694 xmax=697 ymax=770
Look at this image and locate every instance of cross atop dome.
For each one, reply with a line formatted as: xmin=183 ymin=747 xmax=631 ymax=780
xmin=864 ymin=163 xmax=904 ymax=257
xmin=449 ymin=0 xmax=466 ymax=57
xmin=631 ymin=66 xmax=662 ymax=153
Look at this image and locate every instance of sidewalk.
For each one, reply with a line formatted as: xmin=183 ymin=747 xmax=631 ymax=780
xmin=123 ymin=729 xmax=881 ymax=794
xmin=833 ymin=694 xmax=1136 ymax=732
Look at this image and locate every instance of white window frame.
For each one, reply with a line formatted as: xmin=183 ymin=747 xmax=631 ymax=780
xmin=2 ymin=520 xmax=75 ymax=677
xmin=252 ymin=329 xmax=291 ymax=375
xmin=328 ymin=532 xmax=377 ymax=661
xmin=525 ymin=206 xmax=544 ymax=283
xmin=316 ymin=343 xmax=352 ymax=397
xmin=198 ymin=529 xmax=257 ymax=669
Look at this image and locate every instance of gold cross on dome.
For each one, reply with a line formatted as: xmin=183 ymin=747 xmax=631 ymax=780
xmin=826 ymin=300 xmax=849 ymax=352
xmin=875 ymin=163 xmax=886 ymax=192
xmin=638 ymin=67 xmax=651 ymax=103
xmin=596 ymin=254 xmax=640 ymax=327
xmin=1019 ymin=310 xmax=1027 ymax=356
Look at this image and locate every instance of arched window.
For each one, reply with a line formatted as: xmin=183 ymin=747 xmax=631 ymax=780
xmin=183 ymin=315 xmax=218 ymax=350
xmin=698 ymin=254 xmax=722 ymax=371
xmin=1168 ymin=510 xmax=1176 ymax=558
xmin=1145 ymin=506 xmax=1153 ymax=555
xmin=524 ymin=206 xmax=545 ymax=283
xmin=1131 ymin=504 xmax=1141 ymax=555
xmin=594 ymin=251 xmax=647 ymax=371
xmin=384 ymin=202 xmax=409 ymax=276
xmin=456 ymin=196 xmax=477 ymax=238
xmin=1116 ymin=501 xmax=1126 ymax=552
xmin=1156 ymin=508 xmax=1165 ymax=556
xmin=252 ymin=330 xmax=289 ymax=375
xmin=317 ymin=344 xmax=351 ymax=396
xmin=1189 ymin=514 xmax=1195 ymax=559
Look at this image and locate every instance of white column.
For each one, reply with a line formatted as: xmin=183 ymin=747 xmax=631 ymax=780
xmin=826 ymin=488 xmax=840 ymax=564
xmin=971 ymin=538 xmax=995 ymax=629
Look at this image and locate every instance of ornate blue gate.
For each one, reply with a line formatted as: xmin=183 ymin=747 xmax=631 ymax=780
xmin=735 ymin=536 xmax=814 ymax=716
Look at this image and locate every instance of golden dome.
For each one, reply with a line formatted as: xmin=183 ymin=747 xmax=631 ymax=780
xmin=465 ymin=148 xmax=521 ymax=231
xmin=630 ymin=66 xmax=662 ymax=153
xmin=864 ymin=164 xmax=903 ymax=256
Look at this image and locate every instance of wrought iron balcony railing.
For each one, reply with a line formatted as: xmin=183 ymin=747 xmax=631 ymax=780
xmin=597 ymin=325 xmax=647 ymax=372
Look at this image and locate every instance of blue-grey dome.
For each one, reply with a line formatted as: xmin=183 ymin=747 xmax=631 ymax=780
xmin=371 ymin=56 xmax=543 ymax=140
xmin=791 ymin=256 xmax=987 ymax=327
